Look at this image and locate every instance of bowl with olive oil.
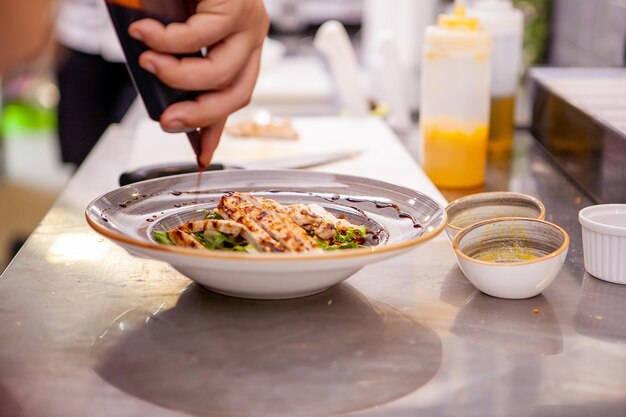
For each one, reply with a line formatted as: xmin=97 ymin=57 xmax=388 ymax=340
xmin=452 ymin=218 xmax=569 ymax=299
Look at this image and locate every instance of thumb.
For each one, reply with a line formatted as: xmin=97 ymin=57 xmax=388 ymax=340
xmin=198 ymin=117 xmax=227 ymax=168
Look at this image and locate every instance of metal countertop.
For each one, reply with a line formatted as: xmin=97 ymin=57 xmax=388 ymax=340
xmin=0 ymin=126 xmax=624 ymax=417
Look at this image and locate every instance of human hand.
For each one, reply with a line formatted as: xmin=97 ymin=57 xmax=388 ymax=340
xmin=128 ymin=0 xmax=269 ymax=166
xmin=0 ymin=0 xmax=56 ymax=75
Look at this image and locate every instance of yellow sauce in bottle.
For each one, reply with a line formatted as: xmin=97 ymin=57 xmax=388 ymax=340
xmin=421 ymin=121 xmax=489 ymax=189
xmin=488 ymin=95 xmax=515 ymax=154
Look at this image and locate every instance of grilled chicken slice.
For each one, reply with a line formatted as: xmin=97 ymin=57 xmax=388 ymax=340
xmin=307 ymin=203 xmax=361 ymax=233
xmin=220 ymin=193 xmax=319 ymax=252
xmin=217 ymin=194 xmax=286 ymax=253
xmin=259 ymin=198 xmax=336 ymax=240
xmin=167 ymin=228 xmax=206 ymax=249
xmin=176 ymin=219 xmax=244 ymax=236
xmin=166 ymin=219 xmax=245 ymax=250
xmin=281 ymin=204 xmax=336 ymax=240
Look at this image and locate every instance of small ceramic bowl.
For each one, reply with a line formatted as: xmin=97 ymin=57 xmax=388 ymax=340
xmin=579 ymin=204 xmax=626 ymax=285
xmin=453 ymin=218 xmax=569 ymax=299
xmin=445 ymin=192 xmax=546 ymax=241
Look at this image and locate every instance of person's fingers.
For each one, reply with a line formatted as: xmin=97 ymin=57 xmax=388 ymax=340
xmin=138 ymin=32 xmax=256 ymax=91
xmin=160 ymin=47 xmax=262 ymax=130
xmin=198 ymin=117 xmax=227 ymax=167
xmin=128 ymin=13 xmax=236 ymax=54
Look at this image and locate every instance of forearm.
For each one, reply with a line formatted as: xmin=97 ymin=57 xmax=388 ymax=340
xmin=0 ymin=0 xmax=57 ymax=75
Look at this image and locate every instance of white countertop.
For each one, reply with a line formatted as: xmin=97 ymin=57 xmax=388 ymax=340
xmin=128 ymin=116 xmax=446 ymax=206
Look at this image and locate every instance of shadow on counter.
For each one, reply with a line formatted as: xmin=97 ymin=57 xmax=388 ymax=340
xmin=91 ymin=283 xmax=442 ymax=417
xmin=574 ymin=274 xmax=626 ymax=343
xmin=0 ymin=383 xmax=22 ymax=417
xmin=441 ymin=266 xmax=563 ymax=356
xmin=532 ymin=400 xmax=626 ymax=417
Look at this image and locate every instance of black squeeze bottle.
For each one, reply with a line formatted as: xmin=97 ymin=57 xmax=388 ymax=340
xmin=105 ymin=0 xmax=204 ymax=160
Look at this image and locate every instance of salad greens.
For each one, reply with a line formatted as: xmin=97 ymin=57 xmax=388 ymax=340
xmin=335 ymin=225 xmax=367 ymax=244
xmin=193 ymin=232 xmax=251 ymax=252
xmin=317 ymin=226 xmax=367 ymax=250
xmin=152 ymin=199 xmax=369 ymax=252
xmin=154 ymin=225 xmax=368 ymax=252
xmin=203 ymin=209 xmax=223 ymax=220
xmin=154 ymin=231 xmax=174 ymax=245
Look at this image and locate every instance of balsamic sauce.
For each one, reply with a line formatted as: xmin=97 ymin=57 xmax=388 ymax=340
xmin=367 ymin=229 xmax=383 ymax=243
xmin=100 ymin=208 xmax=110 ymax=223
xmin=346 ymin=197 xmax=423 ymax=229
xmin=118 ymin=192 xmax=161 ymax=209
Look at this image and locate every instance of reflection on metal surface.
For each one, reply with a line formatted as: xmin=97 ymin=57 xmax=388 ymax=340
xmin=444 ymin=270 xmax=563 ymax=355
xmin=530 ymin=69 xmax=626 ymax=203
xmin=0 ymin=383 xmax=22 ymax=417
xmin=532 ymin=401 xmax=626 ymax=417
xmin=46 ymin=233 xmax=107 ymax=264
xmin=439 ymin=266 xmax=477 ymax=307
xmin=574 ymin=274 xmax=626 ymax=343
xmin=91 ymin=284 xmax=442 ymax=417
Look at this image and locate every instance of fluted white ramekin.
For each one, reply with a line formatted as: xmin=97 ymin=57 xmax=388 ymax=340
xmin=579 ymin=204 xmax=626 ymax=285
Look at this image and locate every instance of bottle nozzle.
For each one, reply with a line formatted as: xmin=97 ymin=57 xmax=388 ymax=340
xmin=454 ymin=0 xmax=467 ymax=17
xmin=439 ymin=0 xmax=479 ymax=30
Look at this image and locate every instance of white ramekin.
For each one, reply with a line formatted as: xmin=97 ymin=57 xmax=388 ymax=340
xmin=579 ymin=204 xmax=626 ymax=285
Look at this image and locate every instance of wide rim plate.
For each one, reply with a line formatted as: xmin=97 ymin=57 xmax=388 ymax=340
xmin=85 ymin=170 xmax=446 ymax=261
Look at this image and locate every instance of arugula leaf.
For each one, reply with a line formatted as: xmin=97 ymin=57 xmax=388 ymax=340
xmin=317 ymin=225 xmax=367 ymax=250
xmin=154 ymin=231 xmax=174 ymax=245
xmin=316 ymin=239 xmax=333 ymax=250
xmin=335 ymin=225 xmax=367 ymax=244
xmin=193 ymin=232 xmax=217 ymax=249
xmin=203 ymin=209 xmax=223 ymax=220
xmin=194 ymin=232 xmax=248 ymax=251
xmin=317 ymin=239 xmax=362 ymax=251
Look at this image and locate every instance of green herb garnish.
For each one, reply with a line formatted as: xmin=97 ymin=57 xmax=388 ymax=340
xmin=203 ymin=209 xmax=223 ymax=220
xmin=335 ymin=225 xmax=367 ymax=244
xmin=317 ymin=239 xmax=361 ymax=250
xmin=193 ymin=232 xmax=249 ymax=251
xmin=154 ymin=231 xmax=174 ymax=245
xmin=317 ymin=226 xmax=367 ymax=250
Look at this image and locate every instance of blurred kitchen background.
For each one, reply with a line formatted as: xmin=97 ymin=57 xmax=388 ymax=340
xmin=1 ymin=0 xmax=626 ymax=270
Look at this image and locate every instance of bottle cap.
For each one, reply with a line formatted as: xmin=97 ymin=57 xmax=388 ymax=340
xmin=425 ymin=1 xmax=492 ymax=56
xmin=438 ymin=1 xmax=480 ymax=31
xmin=470 ymin=0 xmax=524 ymax=36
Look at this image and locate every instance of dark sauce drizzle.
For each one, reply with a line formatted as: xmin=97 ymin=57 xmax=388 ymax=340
xmin=346 ymin=197 xmax=423 ymax=229
xmin=118 ymin=192 xmax=161 ymax=208
xmin=100 ymin=207 xmax=111 ymax=222
xmin=315 ymin=194 xmax=389 ymax=245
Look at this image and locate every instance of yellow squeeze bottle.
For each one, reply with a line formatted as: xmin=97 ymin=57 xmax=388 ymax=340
xmin=420 ymin=0 xmax=492 ymax=189
xmin=470 ymin=0 xmax=524 ymax=154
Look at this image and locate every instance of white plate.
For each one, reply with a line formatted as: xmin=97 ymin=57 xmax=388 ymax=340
xmin=86 ymin=170 xmax=446 ymax=299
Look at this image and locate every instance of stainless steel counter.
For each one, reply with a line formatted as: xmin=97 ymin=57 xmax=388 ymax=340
xmin=0 ymin=126 xmax=625 ymax=417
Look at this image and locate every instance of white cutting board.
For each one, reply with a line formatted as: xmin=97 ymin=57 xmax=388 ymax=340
xmin=128 ymin=116 xmax=447 ymax=206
